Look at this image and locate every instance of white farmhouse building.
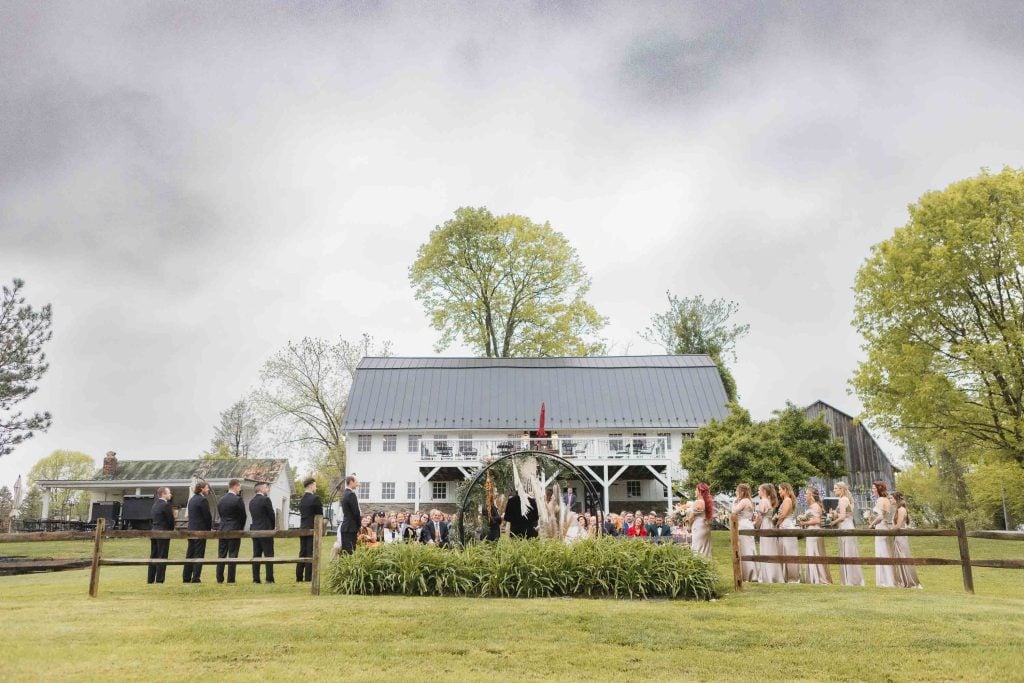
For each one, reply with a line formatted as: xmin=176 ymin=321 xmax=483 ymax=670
xmin=342 ymin=355 xmax=729 ymax=514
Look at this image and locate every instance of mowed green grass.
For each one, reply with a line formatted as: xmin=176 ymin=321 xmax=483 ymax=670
xmin=1 ymin=533 xmax=1022 ymax=682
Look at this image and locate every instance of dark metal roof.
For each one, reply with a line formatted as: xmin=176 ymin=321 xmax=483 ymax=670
xmin=342 ymin=356 xmax=730 ymax=431
xmin=92 ymin=458 xmax=290 ymax=483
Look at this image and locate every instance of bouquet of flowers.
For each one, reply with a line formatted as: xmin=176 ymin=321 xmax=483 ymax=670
xmin=822 ymin=510 xmax=838 ymax=527
xmin=862 ymin=509 xmax=872 ymax=523
xmin=770 ymin=512 xmax=779 ymax=525
xmin=795 ymin=513 xmax=811 ymax=526
xmin=671 ymin=502 xmax=690 ymax=527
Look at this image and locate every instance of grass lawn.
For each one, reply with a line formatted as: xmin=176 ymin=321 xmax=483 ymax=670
xmin=1 ymin=532 xmax=1022 ymax=681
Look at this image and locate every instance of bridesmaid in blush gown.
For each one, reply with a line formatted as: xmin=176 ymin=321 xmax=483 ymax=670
xmin=691 ymin=483 xmax=714 ymax=557
xmin=891 ymin=491 xmax=922 ymax=588
xmin=755 ymin=483 xmax=783 ymax=583
xmin=733 ymin=483 xmax=758 ymax=582
xmin=798 ymin=486 xmax=832 ymax=584
xmin=870 ymin=480 xmax=897 ymax=588
xmin=776 ymin=484 xmax=802 ymax=583
xmin=832 ymin=482 xmax=864 ymax=586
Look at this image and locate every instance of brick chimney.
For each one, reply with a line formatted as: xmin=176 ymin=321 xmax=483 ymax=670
xmin=102 ymin=451 xmax=118 ymax=477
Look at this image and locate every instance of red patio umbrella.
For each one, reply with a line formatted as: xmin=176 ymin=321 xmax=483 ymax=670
xmin=537 ymin=402 xmax=547 ymax=438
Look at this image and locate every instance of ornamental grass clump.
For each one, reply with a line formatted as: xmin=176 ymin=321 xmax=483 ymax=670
xmin=325 ymin=538 xmax=719 ymax=600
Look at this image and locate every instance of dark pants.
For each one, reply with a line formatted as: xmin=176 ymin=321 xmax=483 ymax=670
xmin=296 ymin=535 xmax=314 ymax=581
xmin=252 ymin=538 xmax=275 ymax=582
xmin=183 ymin=538 xmax=207 ymax=583
xmin=148 ymin=539 xmax=169 ymax=583
xmin=340 ymin=531 xmax=357 ymax=554
xmin=217 ymin=538 xmax=241 ymax=583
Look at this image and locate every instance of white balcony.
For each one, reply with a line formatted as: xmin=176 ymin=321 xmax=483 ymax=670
xmin=416 ymin=437 xmax=671 ymax=463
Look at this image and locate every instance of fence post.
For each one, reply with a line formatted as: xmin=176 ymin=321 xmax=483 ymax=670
xmin=955 ymin=518 xmax=974 ymax=594
xmin=88 ymin=518 xmax=105 ymax=598
xmin=311 ymin=515 xmax=323 ymax=596
xmin=729 ymin=512 xmax=743 ymax=592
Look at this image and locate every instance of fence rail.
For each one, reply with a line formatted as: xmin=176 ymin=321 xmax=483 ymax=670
xmin=1 ymin=516 xmax=326 ymax=596
xmin=729 ymin=513 xmax=1024 ymax=594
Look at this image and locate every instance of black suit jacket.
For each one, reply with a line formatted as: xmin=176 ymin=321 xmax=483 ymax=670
xmin=340 ymin=488 xmax=361 ymax=533
xmin=503 ymin=495 xmax=539 ymax=537
xmin=187 ymin=494 xmax=213 ymax=531
xmin=299 ymin=492 xmax=324 ymax=529
xmin=217 ymin=491 xmax=247 ymax=531
xmin=562 ymin=493 xmax=577 ymax=510
xmin=420 ymin=520 xmax=449 ymax=546
xmin=151 ymin=498 xmax=175 ymax=531
xmin=249 ymin=494 xmax=276 ymax=531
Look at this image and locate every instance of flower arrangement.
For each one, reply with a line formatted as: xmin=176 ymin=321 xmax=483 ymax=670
xmin=822 ymin=511 xmax=838 ymax=527
xmin=795 ymin=513 xmax=811 ymax=526
xmin=862 ymin=509 xmax=872 ymax=523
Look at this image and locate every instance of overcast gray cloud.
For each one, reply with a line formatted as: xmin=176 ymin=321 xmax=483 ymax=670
xmin=2 ymin=1 xmax=1024 ymax=485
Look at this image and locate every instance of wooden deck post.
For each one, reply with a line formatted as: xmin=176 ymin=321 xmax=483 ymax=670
xmin=88 ymin=518 xmax=105 ymax=598
xmin=311 ymin=515 xmax=323 ymax=596
xmin=729 ymin=512 xmax=743 ymax=592
xmin=955 ymin=518 xmax=974 ymax=594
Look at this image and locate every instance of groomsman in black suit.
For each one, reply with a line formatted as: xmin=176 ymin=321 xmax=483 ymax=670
xmin=183 ymin=481 xmax=212 ymax=583
xmin=503 ymin=491 xmax=539 ymax=538
xmin=562 ymin=487 xmax=577 ymax=513
xmin=216 ymin=478 xmax=247 ymax=584
xmin=249 ymin=482 xmax=277 ymax=583
xmin=339 ymin=474 xmax=361 ymax=554
xmin=148 ymin=487 xmax=174 ymax=584
xmin=420 ymin=509 xmax=449 ymax=547
xmin=296 ymin=476 xmax=323 ymax=582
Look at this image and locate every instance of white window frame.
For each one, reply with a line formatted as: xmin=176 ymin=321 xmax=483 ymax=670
xmin=626 ymin=480 xmax=641 ymax=498
xmin=431 ymin=482 xmax=447 ymax=500
xmin=408 ymin=435 xmax=422 ymax=453
xmin=382 ymin=434 xmax=397 ymax=452
xmin=381 ymin=482 xmax=395 ymax=500
xmin=657 ymin=432 xmax=672 ymax=451
xmin=609 ymin=433 xmax=623 ymax=452
xmin=358 ymin=481 xmax=370 ymax=499
xmin=407 ymin=482 xmax=417 ymax=499
xmin=357 ymin=434 xmax=371 ymax=452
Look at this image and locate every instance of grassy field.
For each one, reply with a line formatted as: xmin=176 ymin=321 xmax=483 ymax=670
xmin=1 ymin=532 xmax=1022 ymax=682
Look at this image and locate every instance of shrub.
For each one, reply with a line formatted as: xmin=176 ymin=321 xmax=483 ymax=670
xmin=325 ymin=538 xmax=719 ymax=600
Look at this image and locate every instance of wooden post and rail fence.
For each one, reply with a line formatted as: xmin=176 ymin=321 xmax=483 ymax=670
xmin=1 ymin=515 xmax=326 ymax=597
xmin=729 ymin=512 xmax=1024 ymax=594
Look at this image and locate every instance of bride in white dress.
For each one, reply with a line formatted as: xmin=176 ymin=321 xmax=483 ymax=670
xmin=869 ymin=480 xmax=897 ymax=588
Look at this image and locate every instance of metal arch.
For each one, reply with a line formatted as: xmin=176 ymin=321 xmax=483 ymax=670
xmin=455 ymin=450 xmax=604 ymax=547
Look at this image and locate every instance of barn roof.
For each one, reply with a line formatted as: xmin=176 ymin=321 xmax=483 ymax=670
xmin=342 ymin=355 xmax=730 ymax=431
xmin=91 ymin=458 xmax=290 ymax=483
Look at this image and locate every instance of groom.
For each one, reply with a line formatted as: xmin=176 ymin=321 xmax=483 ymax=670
xmin=503 ymin=490 xmax=539 ymax=538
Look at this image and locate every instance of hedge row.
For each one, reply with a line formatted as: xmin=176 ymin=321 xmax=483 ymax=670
xmin=324 ymin=538 xmax=719 ymax=600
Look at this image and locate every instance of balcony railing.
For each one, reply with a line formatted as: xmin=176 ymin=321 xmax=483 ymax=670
xmin=417 ymin=437 xmax=671 ymax=463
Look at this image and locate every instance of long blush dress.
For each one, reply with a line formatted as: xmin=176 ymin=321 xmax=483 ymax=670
xmin=873 ymin=502 xmax=897 ymax=588
xmin=836 ymin=499 xmax=864 ymax=586
xmin=691 ymin=511 xmax=712 ymax=557
xmin=803 ymin=505 xmax=832 ymax=584
xmin=892 ymin=509 xmax=922 ymax=588
xmin=757 ymin=503 xmax=784 ymax=584
xmin=778 ymin=510 xmax=802 ymax=583
xmin=735 ymin=504 xmax=758 ymax=582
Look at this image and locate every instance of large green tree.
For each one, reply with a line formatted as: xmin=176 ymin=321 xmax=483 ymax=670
xmin=409 ymin=207 xmax=607 ymax=357
xmin=681 ymin=403 xmax=845 ymax=494
xmin=0 ymin=279 xmax=53 ymax=457
xmin=641 ymin=292 xmax=748 ymax=401
xmin=27 ymin=450 xmax=95 ymax=520
xmin=852 ymin=167 xmax=1024 ymax=466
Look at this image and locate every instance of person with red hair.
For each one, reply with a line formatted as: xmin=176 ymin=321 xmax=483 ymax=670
xmin=691 ymin=483 xmax=714 ymax=557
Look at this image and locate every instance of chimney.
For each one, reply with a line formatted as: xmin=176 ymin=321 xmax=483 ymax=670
xmin=103 ymin=451 xmax=118 ymax=477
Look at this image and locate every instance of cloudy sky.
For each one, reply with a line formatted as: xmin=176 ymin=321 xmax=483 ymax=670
xmin=2 ymin=1 xmax=1024 ymax=488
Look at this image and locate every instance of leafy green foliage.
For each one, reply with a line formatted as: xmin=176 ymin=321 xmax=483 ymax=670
xmin=681 ymin=403 xmax=846 ymax=493
xmin=409 ymin=207 xmax=607 ymax=357
xmin=899 ymin=457 xmax=1024 ymax=529
xmin=641 ymin=291 xmax=748 ymax=400
xmin=325 ymin=538 xmax=719 ymax=600
xmin=0 ymin=278 xmax=53 ymax=457
xmin=852 ymin=167 xmax=1024 ymax=466
xmin=27 ymin=450 xmax=95 ymax=519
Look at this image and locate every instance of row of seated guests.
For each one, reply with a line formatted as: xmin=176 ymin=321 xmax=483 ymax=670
xmin=340 ymin=508 xmax=454 ymax=552
xmin=733 ymin=481 xmax=922 ymax=588
xmin=594 ymin=484 xmax=715 ymax=559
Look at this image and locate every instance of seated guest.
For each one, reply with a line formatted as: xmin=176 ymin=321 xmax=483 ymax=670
xmin=627 ymin=520 xmax=648 ymax=538
xmin=622 ymin=513 xmax=635 ymax=534
xmin=403 ymin=516 xmax=421 ymax=542
xmin=357 ymin=515 xmax=378 ymax=548
xmin=381 ymin=519 xmax=401 ymax=544
xmin=647 ymin=514 xmax=672 ymax=541
xmin=421 ymin=508 xmax=450 ymax=548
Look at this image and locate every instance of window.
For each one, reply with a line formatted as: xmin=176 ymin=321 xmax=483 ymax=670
xmin=459 ymin=433 xmax=473 ymax=454
xmin=609 ymin=433 xmax=623 ymax=452
xmin=357 ymin=434 xmax=371 ymax=452
xmin=433 ymin=434 xmax=448 ymax=449
xmin=381 ymin=482 xmax=395 ymax=500
xmin=632 ymin=432 xmax=648 ymax=452
xmin=626 ymin=481 xmax=641 ymax=498
xmin=358 ymin=481 xmax=370 ymax=499
xmin=382 ymin=434 xmax=397 ymax=452
xmin=432 ymin=482 xmax=447 ymax=500
xmin=407 ymin=482 xmax=418 ymax=499
xmin=657 ymin=432 xmax=672 ymax=452
xmin=408 ymin=435 xmax=422 ymax=453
